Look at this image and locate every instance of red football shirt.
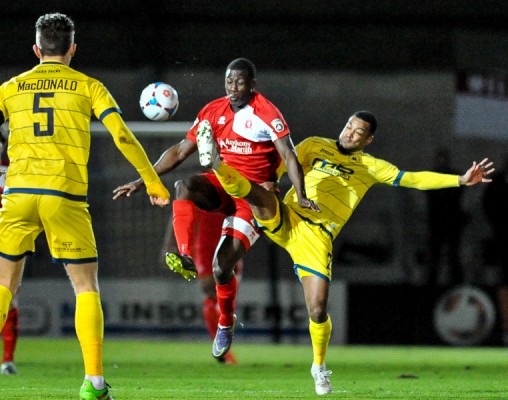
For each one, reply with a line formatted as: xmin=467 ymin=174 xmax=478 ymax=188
xmin=187 ymin=92 xmax=290 ymax=183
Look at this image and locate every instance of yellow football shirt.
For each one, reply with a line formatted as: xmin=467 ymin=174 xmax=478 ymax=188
xmin=282 ymin=136 xmax=459 ymax=241
xmin=0 ymin=61 xmax=121 ymax=199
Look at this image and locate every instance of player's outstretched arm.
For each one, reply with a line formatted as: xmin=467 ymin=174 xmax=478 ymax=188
xmin=112 ymin=138 xmax=196 ymax=201
xmin=459 ymin=158 xmax=495 ymax=186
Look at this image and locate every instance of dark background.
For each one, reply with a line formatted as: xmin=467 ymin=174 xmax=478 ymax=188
xmin=2 ymin=1 xmax=507 ymax=71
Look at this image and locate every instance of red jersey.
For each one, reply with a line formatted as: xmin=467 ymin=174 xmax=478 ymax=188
xmin=186 ymin=92 xmax=290 ymax=183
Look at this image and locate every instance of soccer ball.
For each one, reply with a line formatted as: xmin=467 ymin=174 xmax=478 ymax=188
xmin=139 ymin=82 xmax=179 ymax=121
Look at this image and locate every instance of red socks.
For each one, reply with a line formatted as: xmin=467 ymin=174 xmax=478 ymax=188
xmin=1 ymin=308 xmax=19 ymax=363
xmin=172 ymin=200 xmax=198 ymax=257
xmin=216 ymin=276 xmax=238 ymax=327
xmin=203 ymin=297 xmax=220 ymax=339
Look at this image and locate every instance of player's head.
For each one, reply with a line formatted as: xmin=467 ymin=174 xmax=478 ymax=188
xmin=353 ymin=111 xmax=377 ymax=135
xmin=226 ymin=58 xmax=257 ymax=81
xmin=34 ymin=13 xmax=75 ymax=60
xmin=338 ymin=111 xmax=377 ymax=153
xmin=225 ymin=58 xmax=257 ymax=110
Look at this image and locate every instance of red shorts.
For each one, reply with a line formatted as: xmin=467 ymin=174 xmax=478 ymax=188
xmin=194 ymin=209 xmax=244 ymax=279
xmin=202 ymin=172 xmax=261 ymax=253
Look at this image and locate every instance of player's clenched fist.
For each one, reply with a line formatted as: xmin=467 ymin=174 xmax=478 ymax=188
xmin=146 ymin=180 xmax=170 ymax=206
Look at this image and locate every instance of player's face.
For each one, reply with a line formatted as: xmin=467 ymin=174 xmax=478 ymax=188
xmin=338 ymin=117 xmax=373 ymax=152
xmin=225 ymin=69 xmax=255 ymax=110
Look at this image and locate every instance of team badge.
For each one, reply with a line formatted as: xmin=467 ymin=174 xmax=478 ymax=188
xmin=271 ymin=118 xmax=285 ymax=133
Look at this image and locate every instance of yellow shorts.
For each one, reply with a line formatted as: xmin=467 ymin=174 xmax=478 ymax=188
xmin=0 ymin=193 xmax=97 ymax=263
xmin=256 ymin=200 xmax=333 ymax=282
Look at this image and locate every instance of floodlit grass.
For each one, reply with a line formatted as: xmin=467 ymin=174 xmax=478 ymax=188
xmin=0 ymin=338 xmax=507 ymax=399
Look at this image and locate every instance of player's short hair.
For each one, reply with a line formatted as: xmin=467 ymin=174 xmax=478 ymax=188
xmin=226 ymin=58 xmax=257 ymax=81
xmin=353 ymin=110 xmax=377 ymax=135
xmin=35 ymin=13 xmax=75 ymax=56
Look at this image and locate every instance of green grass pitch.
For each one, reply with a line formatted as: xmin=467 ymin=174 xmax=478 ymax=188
xmin=0 ymin=338 xmax=507 ymax=399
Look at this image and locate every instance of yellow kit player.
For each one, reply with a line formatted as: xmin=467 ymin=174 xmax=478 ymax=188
xmin=196 ymin=110 xmax=494 ymax=396
xmin=0 ymin=12 xmax=169 ymax=400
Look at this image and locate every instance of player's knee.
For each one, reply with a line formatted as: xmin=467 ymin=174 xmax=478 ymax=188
xmin=212 ymin=262 xmax=235 ymax=284
xmin=212 ymin=263 xmax=226 ymax=281
xmin=175 ymin=176 xmax=217 ymax=206
xmin=175 ymin=175 xmax=203 ymax=198
xmin=200 ymin=275 xmax=216 ymax=296
xmin=174 ymin=179 xmax=189 ymax=199
xmin=308 ymin=303 xmax=328 ymax=323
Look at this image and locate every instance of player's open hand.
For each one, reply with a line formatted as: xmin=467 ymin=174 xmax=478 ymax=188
xmin=298 ymin=197 xmax=321 ymax=212
xmin=112 ymin=179 xmax=144 ymax=200
xmin=459 ymin=158 xmax=495 ymax=186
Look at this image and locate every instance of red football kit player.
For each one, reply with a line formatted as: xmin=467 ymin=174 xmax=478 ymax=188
xmin=113 ymin=58 xmax=315 ymax=360
xmin=170 ymin=90 xmax=286 ymax=360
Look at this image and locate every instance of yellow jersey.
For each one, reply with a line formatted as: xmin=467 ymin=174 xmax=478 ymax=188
xmin=282 ymin=136 xmax=460 ymax=241
xmin=0 ymin=61 xmax=121 ymax=199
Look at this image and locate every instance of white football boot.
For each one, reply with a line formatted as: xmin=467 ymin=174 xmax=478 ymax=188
xmin=311 ymin=364 xmax=332 ymax=395
xmin=196 ymin=120 xmax=220 ymax=169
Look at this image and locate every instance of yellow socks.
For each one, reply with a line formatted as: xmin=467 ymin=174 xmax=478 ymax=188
xmin=214 ymin=162 xmax=252 ymax=198
xmin=309 ymin=315 xmax=332 ymax=366
xmin=0 ymin=285 xmax=13 ymax=330
xmin=75 ymin=292 xmax=104 ymax=376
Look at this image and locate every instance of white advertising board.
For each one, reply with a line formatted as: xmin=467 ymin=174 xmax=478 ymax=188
xmin=18 ymin=278 xmax=347 ymax=344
